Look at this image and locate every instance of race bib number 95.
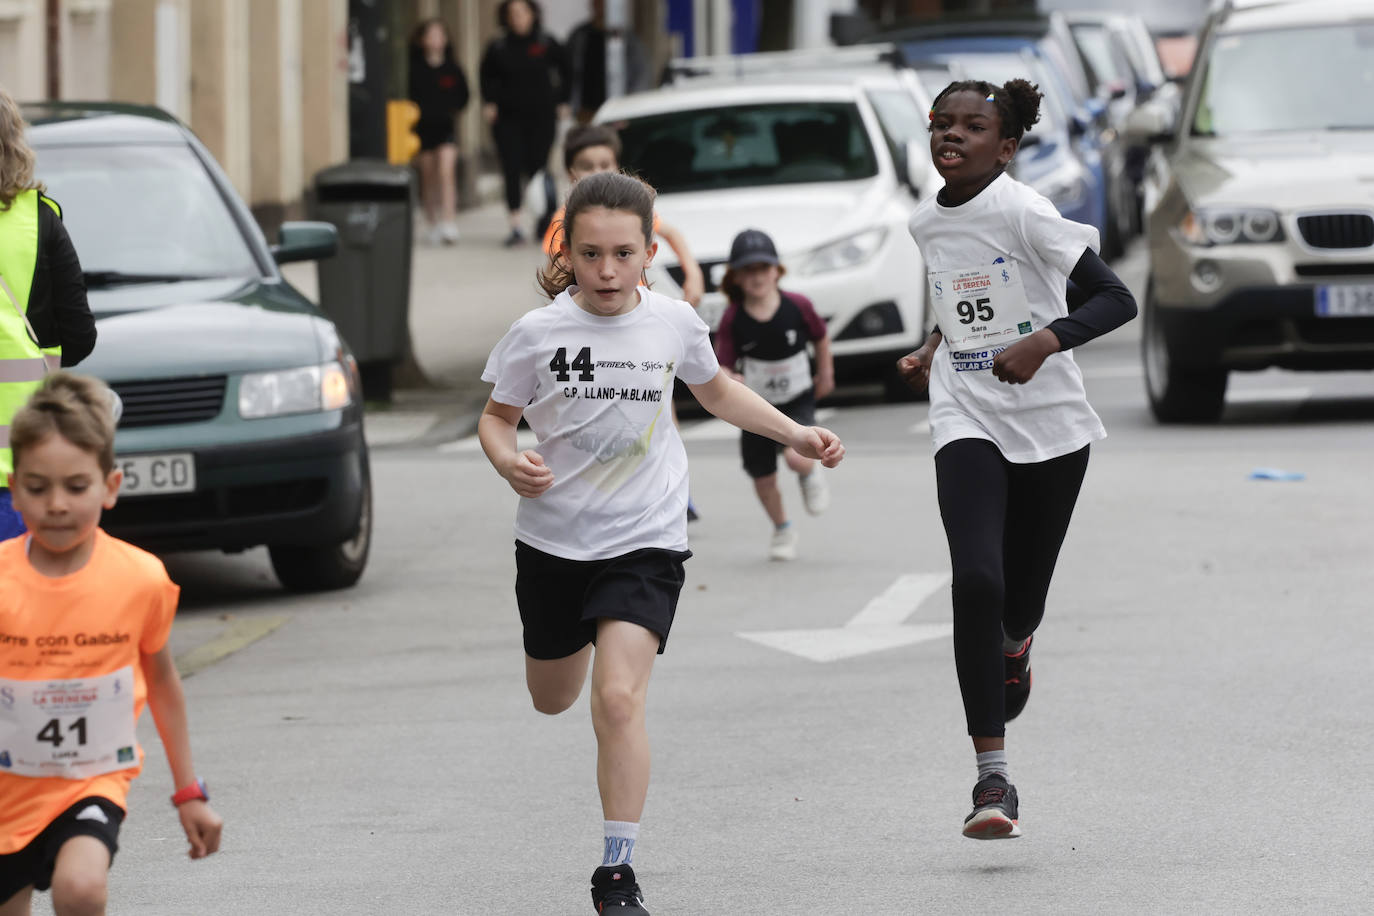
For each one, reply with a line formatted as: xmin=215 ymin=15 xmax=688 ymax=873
xmin=0 ymin=667 xmax=139 ymax=779
xmin=929 ymin=262 xmax=1034 ymax=352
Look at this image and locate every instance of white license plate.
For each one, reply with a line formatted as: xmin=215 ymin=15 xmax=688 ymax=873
xmin=1316 ymin=284 xmax=1374 ymax=317
xmin=117 ymin=453 xmax=195 ymax=497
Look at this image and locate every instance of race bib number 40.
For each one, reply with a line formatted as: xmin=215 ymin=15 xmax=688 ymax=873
xmin=929 ymin=263 xmax=1035 ymax=352
xmin=741 ymin=351 xmax=811 ymax=405
xmin=0 ymin=667 xmax=139 ymax=779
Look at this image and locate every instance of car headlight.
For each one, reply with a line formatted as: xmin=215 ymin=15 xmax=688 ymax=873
xmin=799 ymin=228 xmax=887 ymax=276
xmin=1031 ymin=161 xmax=1089 ymax=212
xmin=238 ymin=361 xmax=353 ymax=419
xmin=1173 ymin=208 xmax=1284 ymax=246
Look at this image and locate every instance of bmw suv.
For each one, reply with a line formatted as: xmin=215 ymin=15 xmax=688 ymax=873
xmin=1137 ymin=0 xmax=1374 ymax=422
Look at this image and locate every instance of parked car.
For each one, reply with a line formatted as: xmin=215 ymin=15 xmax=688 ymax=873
xmin=1133 ymin=0 xmax=1374 ymax=422
xmin=596 ymin=48 xmax=942 ymax=398
xmin=22 ymin=102 xmax=371 ymax=589
xmin=859 ymin=13 xmax=1134 ymax=258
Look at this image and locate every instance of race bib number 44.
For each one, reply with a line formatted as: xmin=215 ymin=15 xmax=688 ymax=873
xmin=0 ymin=667 xmax=139 ymax=779
xmin=929 ymin=263 xmax=1035 ymax=352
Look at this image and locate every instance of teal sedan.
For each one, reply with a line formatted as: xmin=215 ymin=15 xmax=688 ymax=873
xmin=23 ymin=102 xmax=371 ymax=591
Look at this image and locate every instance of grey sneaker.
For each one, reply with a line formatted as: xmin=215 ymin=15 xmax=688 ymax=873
xmin=769 ymin=525 xmax=798 ymax=561
xmin=962 ymin=773 xmax=1022 ymax=840
xmin=799 ymin=470 xmax=829 ymax=515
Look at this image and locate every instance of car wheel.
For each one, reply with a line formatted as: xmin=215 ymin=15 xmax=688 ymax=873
xmin=269 ymin=470 xmax=372 ymax=591
xmin=1142 ymin=286 xmax=1227 ymax=423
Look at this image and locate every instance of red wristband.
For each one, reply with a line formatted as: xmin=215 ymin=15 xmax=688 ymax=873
xmin=171 ymin=778 xmax=208 ymax=806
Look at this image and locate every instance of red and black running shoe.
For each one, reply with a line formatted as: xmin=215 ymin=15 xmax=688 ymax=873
xmin=962 ymin=773 xmax=1022 ymax=840
xmin=1005 ymin=635 xmax=1033 ymax=722
xmin=591 ymin=864 xmax=650 ymax=914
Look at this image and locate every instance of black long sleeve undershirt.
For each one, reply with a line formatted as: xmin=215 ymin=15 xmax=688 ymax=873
xmin=930 ymin=246 xmax=1136 ymax=350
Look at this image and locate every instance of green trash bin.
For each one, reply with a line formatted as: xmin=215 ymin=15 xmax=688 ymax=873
xmin=311 ymin=160 xmax=414 ymax=400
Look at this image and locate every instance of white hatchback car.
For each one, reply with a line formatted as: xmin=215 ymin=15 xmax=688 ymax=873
xmin=595 ymin=52 xmax=941 ymax=398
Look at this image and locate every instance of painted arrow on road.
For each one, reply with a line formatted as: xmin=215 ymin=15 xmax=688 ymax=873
xmin=737 ymin=573 xmax=952 ymax=662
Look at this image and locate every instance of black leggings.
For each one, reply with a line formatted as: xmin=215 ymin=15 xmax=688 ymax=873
xmin=935 ymin=438 xmax=1089 ymax=738
xmin=492 ymin=113 xmax=556 ymax=213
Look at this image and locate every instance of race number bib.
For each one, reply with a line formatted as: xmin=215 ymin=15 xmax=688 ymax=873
xmin=0 ymin=667 xmax=139 ymax=779
xmin=929 ymin=262 xmax=1035 ymax=352
xmin=742 ymin=351 xmax=811 ymax=404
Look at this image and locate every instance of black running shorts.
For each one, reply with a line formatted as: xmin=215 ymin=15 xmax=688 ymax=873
xmin=741 ymin=391 xmax=817 ymax=479
xmin=514 ymin=540 xmax=692 ymax=659
xmin=0 ymin=796 xmax=124 ymax=901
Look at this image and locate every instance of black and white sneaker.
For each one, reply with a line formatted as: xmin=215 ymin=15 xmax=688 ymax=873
xmin=962 ymin=774 xmax=1022 ymax=840
xmin=591 ymin=864 xmax=650 ymax=914
xmin=1005 ymin=635 xmax=1033 ymax=722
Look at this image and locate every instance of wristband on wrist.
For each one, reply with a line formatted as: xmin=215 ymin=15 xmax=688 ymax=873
xmin=171 ymin=778 xmax=208 ymax=807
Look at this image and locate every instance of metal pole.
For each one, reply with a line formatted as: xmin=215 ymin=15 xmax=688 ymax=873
xmin=605 ymin=0 xmax=627 ymax=99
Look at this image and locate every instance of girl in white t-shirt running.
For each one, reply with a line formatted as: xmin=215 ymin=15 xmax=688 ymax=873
xmin=479 ymin=170 xmax=845 ymax=914
xmin=896 ymin=78 xmax=1136 ymax=840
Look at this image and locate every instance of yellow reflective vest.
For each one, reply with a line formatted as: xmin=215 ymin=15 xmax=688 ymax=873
xmin=0 ymin=190 xmax=64 ymax=478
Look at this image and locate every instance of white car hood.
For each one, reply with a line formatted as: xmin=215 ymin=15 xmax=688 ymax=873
xmin=652 ymin=179 xmax=895 ymax=265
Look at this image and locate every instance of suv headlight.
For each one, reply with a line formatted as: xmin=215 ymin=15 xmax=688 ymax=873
xmin=799 ymin=228 xmax=887 ymax=276
xmin=1174 ymin=208 xmax=1284 ymax=246
xmin=239 ymin=361 xmax=353 ymax=419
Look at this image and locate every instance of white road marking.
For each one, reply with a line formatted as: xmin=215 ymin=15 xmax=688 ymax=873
xmin=681 ymin=407 xmax=837 ymax=442
xmin=439 ymin=428 xmax=537 ymax=454
xmin=909 ymin=418 xmax=930 ymax=435
xmin=1225 ymin=387 xmax=1312 ymax=404
xmin=1080 ymin=365 xmax=1143 ymax=379
xmin=738 ymin=572 xmax=952 ymax=662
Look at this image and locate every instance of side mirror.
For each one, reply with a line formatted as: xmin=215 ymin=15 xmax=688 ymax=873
xmin=1068 ymin=114 xmax=1089 ymax=139
xmin=1019 ymin=133 xmax=1042 ymax=150
xmin=1106 ymin=81 xmax=1128 ymax=101
xmin=1124 ymin=101 xmax=1174 ymax=145
xmin=272 ymin=221 xmax=339 ymax=264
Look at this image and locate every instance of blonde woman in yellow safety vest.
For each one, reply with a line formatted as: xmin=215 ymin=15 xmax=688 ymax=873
xmin=0 ymin=87 xmax=96 ymax=540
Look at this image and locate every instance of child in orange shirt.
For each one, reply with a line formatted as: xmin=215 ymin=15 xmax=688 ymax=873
xmin=0 ymin=373 xmax=221 ymax=916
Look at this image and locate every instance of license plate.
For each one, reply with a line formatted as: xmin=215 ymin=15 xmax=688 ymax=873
xmin=1316 ymin=284 xmax=1374 ymax=317
xmin=117 ymin=453 xmax=195 ymax=497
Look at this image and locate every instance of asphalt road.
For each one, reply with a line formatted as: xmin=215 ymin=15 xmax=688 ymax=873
xmin=35 ymin=243 xmax=1374 ymax=915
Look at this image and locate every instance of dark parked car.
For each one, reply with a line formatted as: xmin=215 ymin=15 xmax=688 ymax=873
xmin=22 ymin=102 xmax=371 ymax=590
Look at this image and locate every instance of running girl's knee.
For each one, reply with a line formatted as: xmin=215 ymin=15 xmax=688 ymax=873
xmin=590 ymin=681 xmax=645 ymax=733
xmin=49 ymin=868 xmax=107 ymax=916
xmin=951 ymin=566 xmax=1004 ymax=612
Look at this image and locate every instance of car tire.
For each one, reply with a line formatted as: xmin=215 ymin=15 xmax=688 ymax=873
xmin=269 ymin=469 xmax=372 ymax=592
xmin=1142 ymin=287 xmax=1227 ymax=423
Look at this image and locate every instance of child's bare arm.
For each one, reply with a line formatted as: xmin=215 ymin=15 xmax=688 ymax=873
xmin=813 ymin=336 xmax=835 ymax=400
xmin=142 ymin=645 xmax=222 ymax=859
xmin=479 ymin=397 xmax=553 ymax=498
xmin=688 ymin=371 xmax=844 ymax=467
xmin=657 ymin=222 xmax=704 ymax=307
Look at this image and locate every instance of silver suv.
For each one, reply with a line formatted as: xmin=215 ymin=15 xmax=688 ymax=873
xmin=1134 ymin=0 xmax=1374 ymax=422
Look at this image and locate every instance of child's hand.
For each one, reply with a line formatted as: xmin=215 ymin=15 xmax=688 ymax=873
xmin=793 ymin=426 xmax=845 ymax=468
xmin=992 ymin=329 xmax=1060 ymax=385
xmin=896 ymin=345 xmax=935 ymax=392
xmin=178 ymin=800 xmax=222 ymax=859
xmin=482 ymin=103 xmax=498 ymax=125
xmin=501 ymin=450 xmax=554 ymax=498
xmin=813 ymin=367 xmax=835 ymax=401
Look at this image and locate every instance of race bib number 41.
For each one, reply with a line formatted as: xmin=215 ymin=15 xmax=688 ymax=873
xmin=929 ymin=263 xmax=1035 ymax=352
xmin=0 ymin=667 xmax=139 ymax=779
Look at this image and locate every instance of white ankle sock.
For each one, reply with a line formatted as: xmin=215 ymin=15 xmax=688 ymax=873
xmin=976 ymin=749 xmax=1008 ymax=781
xmin=603 ymin=820 xmax=638 ymax=866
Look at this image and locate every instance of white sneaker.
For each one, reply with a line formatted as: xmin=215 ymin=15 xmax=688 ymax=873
xmin=424 ymin=224 xmax=444 ymax=246
xmin=769 ymin=525 xmax=798 ymax=561
xmin=800 ymin=470 xmax=830 ymax=516
xmin=440 ymin=221 xmax=459 ymax=244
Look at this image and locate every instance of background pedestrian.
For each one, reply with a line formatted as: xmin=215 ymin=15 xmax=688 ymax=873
xmin=480 ymin=0 xmax=569 ymax=246
xmin=0 ymin=86 xmax=96 ymax=542
xmin=567 ymin=0 xmax=650 ymax=124
xmin=408 ymin=18 xmax=470 ymax=246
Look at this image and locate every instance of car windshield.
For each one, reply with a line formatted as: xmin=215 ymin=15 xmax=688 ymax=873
xmin=32 ymin=143 xmax=260 ymax=279
xmin=1193 ymin=24 xmax=1374 ymax=135
xmin=865 ymin=87 xmax=929 ymax=169
xmin=615 ymin=102 xmax=878 ymax=193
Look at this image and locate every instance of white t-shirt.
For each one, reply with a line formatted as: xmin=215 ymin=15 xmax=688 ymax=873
xmin=481 ymin=286 xmax=719 ymax=560
xmin=908 ymin=172 xmax=1106 ymax=463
